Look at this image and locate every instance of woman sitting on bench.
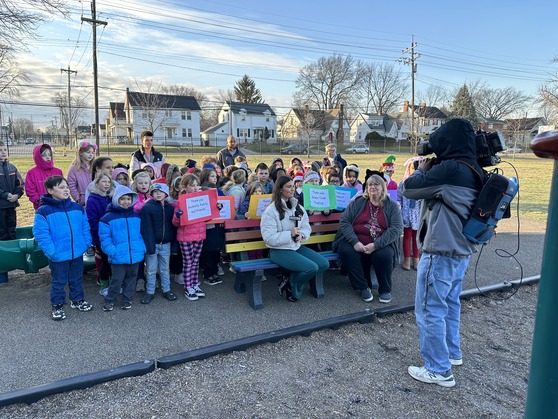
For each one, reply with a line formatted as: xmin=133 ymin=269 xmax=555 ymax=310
xmin=260 ymin=176 xmax=329 ymax=302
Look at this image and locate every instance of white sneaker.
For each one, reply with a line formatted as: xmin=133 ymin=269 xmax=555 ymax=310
xmin=449 ymin=358 xmax=463 ymax=366
xmin=193 ymin=285 xmax=206 ymax=298
xmin=408 ymin=366 xmax=455 ymax=388
xmin=174 ymin=273 xmax=184 ymax=285
xmin=217 ymin=265 xmax=224 ymax=276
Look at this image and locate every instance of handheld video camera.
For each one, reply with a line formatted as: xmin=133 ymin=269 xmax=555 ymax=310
xmin=417 ymin=130 xmax=506 ymax=168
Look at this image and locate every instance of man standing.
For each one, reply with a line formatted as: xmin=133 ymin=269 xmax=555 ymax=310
xmin=130 ymin=130 xmax=166 ymax=178
xmin=216 ymin=135 xmax=246 ymax=170
xmin=322 ymin=144 xmax=347 ymax=173
xmin=402 ymin=118 xmax=483 ymax=388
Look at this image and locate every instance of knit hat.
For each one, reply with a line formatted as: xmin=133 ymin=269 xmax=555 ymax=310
xmin=150 ymin=183 xmax=169 ymax=197
xmin=303 ymin=171 xmax=320 ymax=183
xmin=185 ymin=159 xmax=197 ymax=169
xmin=293 ymin=172 xmax=305 ymax=182
xmin=202 ymin=163 xmax=216 ymax=170
xmin=187 ymin=167 xmax=197 ymax=174
xmin=343 ymin=164 xmax=360 ymax=180
xmin=380 ymin=155 xmax=396 ymax=174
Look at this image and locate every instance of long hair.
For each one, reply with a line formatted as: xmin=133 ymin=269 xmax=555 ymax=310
xmin=91 ymin=157 xmax=113 ymax=181
xmin=272 ymin=175 xmax=304 ymax=220
xmin=179 ymin=174 xmax=199 ymax=193
xmin=70 ymin=140 xmax=96 ymax=170
xmin=362 ymin=174 xmax=387 ymax=207
xmin=222 ymin=169 xmax=246 ymax=194
xmin=199 ymin=168 xmax=217 ymax=185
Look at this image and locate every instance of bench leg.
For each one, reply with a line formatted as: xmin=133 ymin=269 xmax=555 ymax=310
xmin=234 ymin=270 xmax=264 ymax=310
xmin=309 ymin=272 xmax=325 ymax=299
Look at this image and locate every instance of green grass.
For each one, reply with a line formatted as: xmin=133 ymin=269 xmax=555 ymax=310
xmin=9 ymin=151 xmax=553 ymax=226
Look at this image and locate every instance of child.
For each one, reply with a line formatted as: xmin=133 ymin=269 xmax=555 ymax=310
xmin=398 ymin=157 xmax=423 ymax=270
xmin=25 ymin=144 xmax=63 ymax=211
xmin=99 ymin=185 xmax=146 ymax=311
xmin=67 ymin=140 xmax=96 ymax=206
xmin=254 ymin=163 xmax=273 ymax=194
xmin=342 ymin=164 xmax=363 ymax=193
xmin=222 ymin=169 xmax=246 ymax=212
xmin=238 ymin=182 xmax=264 ymax=220
xmin=85 ymin=157 xmax=115 ymax=203
xmin=199 ymin=181 xmax=225 ymax=286
xmin=140 ymin=162 xmax=157 ymax=180
xmin=380 ymin=156 xmax=398 ymax=199
xmin=0 ymin=141 xmax=25 ymax=283
xmin=131 ymin=170 xmax=152 ymax=213
xmin=292 ymin=172 xmax=304 ymax=202
xmin=173 ymin=174 xmax=206 ymax=301
xmin=140 ymin=183 xmax=177 ymax=303
xmin=33 ymin=176 xmax=93 ymax=320
xmin=86 ymin=171 xmax=115 ymax=295
xmin=112 ymin=167 xmax=130 ymax=187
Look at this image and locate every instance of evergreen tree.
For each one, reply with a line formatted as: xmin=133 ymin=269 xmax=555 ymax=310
xmin=234 ymin=75 xmax=264 ymax=103
xmin=451 ymin=84 xmax=477 ymax=124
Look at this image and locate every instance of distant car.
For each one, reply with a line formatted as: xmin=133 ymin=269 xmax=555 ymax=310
xmin=505 ymin=146 xmax=523 ymax=153
xmin=346 ymin=143 xmax=369 ymax=154
xmin=281 ymin=143 xmax=308 ymax=154
xmin=25 ymin=138 xmax=34 ymax=145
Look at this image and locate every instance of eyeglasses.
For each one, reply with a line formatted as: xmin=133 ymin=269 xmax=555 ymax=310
xmin=367 ymin=183 xmax=382 ymax=188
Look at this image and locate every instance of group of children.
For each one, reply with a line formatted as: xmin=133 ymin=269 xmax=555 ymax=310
xmin=0 ymin=139 xmax=422 ymax=320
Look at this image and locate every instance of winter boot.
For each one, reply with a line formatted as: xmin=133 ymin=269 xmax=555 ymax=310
xmin=401 ymin=257 xmax=411 ymax=271
xmin=412 ymin=257 xmax=420 ymax=270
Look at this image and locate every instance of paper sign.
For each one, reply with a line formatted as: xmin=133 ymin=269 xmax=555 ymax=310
xmin=247 ymin=194 xmax=272 ymax=219
xmin=303 ymin=184 xmax=336 ymax=211
xmin=335 ymin=186 xmax=357 ymax=210
xmin=207 ymin=196 xmax=235 ymax=224
xmin=178 ymin=189 xmax=219 ymax=225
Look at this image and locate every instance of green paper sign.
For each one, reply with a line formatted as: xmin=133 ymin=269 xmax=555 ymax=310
xmin=303 ymin=184 xmax=337 ymax=211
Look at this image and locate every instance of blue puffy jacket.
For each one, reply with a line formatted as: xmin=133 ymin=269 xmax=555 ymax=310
xmin=99 ymin=185 xmax=146 ymax=265
xmin=33 ymin=195 xmax=92 ymax=262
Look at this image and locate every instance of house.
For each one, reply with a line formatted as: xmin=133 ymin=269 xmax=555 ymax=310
xmin=279 ymin=105 xmax=350 ymax=146
xmin=202 ymin=101 xmax=277 ymax=147
xmin=350 ymin=113 xmax=399 ymax=143
xmin=477 ymin=117 xmax=505 ymax=133
xmin=391 ymin=101 xmax=448 ymax=140
xmin=124 ymin=88 xmax=202 ymax=146
xmin=105 ymin=102 xmax=129 ymax=144
xmin=503 ymin=117 xmax=547 ymax=148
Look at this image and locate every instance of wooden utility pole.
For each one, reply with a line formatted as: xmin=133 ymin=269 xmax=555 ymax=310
xmin=60 ymin=66 xmax=77 ymax=146
xmin=82 ymin=0 xmax=107 ymax=155
xmin=402 ymin=36 xmax=420 ymax=153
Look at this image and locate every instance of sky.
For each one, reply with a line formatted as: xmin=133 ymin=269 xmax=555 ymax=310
xmin=3 ymin=0 xmax=558 ymax=129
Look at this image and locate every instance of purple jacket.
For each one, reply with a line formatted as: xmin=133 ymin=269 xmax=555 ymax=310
xmin=67 ymin=162 xmax=91 ymax=206
xmin=25 ymin=144 xmax=63 ymax=210
xmin=86 ymin=185 xmax=113 ymax=247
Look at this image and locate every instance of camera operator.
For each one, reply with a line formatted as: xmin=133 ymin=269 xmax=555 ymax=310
xmin=402 ymin=118 xmax=483 ymax=388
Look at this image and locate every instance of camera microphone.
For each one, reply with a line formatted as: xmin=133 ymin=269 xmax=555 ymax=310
xmin=289 ymin=216 xmax=301 ymax=241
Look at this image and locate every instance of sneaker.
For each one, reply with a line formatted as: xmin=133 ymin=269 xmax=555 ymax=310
xmin=99 ymin=287 xmax=108 ymax=297
xmin=103 ymin=302 xmax=114 ymax=312
xmin=193 ymin=285 xmax=206 ymax=298
xmin=141 ymin=293 xmax=155 ymax=304
xmin=174 ymin=273 xmax=185 ymax=285
xmin=360 ymin=288 xmax=373 ymax=302
xmin=407 ymin=366 xmax=455 ymax=388
xmin=70 ymin=300 xmax=93 ymax=312
xmin=51 ymin=304 xmax=66 ymax=321
xmin=204 ymin=275 xmax=223 ymax=286
xmin=217 ymin=265 xmax=225 ymax=276
xmin=163 ymin=291 xmax=177 ymax=301
xmin=379 ymin=293 xmax=392 ymax=303
xmin=121 ymin=301 xmax=132 ymax=310
xmin=449 ymin=358 xmax=463 ymax=366
xmin=185 ymin=288 xmax=199 ymax=301
xmin=136 ymin=278 xmax=146 ymax=292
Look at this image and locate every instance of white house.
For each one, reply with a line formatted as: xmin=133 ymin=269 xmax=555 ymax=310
xmin=124 ymin=88 xmax=202 ymax=146
xmin=280 ymin=106 xmax=350 ymax=146
xmin=202 ymin=102 xmax=277 ymax=147
xmin=392 ymin=101 xmax=448 ymax=140
xmin=350 ymin=113 xmax=399 ymax=143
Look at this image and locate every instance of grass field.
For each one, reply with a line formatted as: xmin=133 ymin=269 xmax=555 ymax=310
xmin=7 ymin=149 xmax=553 ymax=226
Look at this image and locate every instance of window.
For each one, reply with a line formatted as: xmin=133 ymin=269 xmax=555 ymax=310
xmin=141 ymin=112 xmax=147 ymax=119
xmin=181 ymin=111 xmax=186 ymax=120
xmin=182 ymin=128 xmax=187 ymax=138
xmin=165 ymin=109 xmax=172 ymax=118
xmin=266 ymin=116 xmax=269 ymax=122
xmin=187 ymin=128 xmax=192 ymax=138
xmin=186 ymin=111 xmax=191 ymax=120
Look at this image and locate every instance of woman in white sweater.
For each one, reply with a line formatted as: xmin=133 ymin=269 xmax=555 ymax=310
xmin=260 ymin=176 xmax=329 ymax=302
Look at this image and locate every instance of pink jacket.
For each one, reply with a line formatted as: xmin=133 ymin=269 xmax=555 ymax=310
xmin=67 ymin=162 xmax=91 ymax=206
xmin=25 ymin=144 xmax=63 ymax=210
xmin=172 ymin=199 xmax=206 ymax=242
xmin=133 ymin=192 xmax=150 ymax=213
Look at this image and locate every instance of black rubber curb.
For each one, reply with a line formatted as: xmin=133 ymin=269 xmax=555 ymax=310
xmin=157 ymin=309 xmax=375 ymax=369
xmin=0 ymin=360 xmax=155 ymax=408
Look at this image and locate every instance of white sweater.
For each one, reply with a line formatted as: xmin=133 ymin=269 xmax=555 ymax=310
xmin=260 ymin=197 xmax=311 ymax=251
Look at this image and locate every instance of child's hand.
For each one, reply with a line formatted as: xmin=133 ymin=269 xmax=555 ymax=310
xmin=216 ymin=203 xmax=223 ymax=210
xmin=323 ymin=209 xmax=331 ymax=216
xmin=176 ymin=209 xmax=183 ymax=218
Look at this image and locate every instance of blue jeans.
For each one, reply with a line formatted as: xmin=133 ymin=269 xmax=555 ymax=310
xmin=415 ymin=253 xmax=470 ymax=374
xmin=145 ymin=243 xmax=171 ymax=294
xmin=49 ymin=257 xmax=85 ymax=306
xmin=269 ymin=246 xmax=329 ymax=299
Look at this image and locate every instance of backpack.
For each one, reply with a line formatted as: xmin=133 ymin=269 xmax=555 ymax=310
xmin=459 ymin=162 xmax=519 ymax=245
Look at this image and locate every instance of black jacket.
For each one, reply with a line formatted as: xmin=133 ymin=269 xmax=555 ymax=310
xmin=0 ymin=160 xmax=24 ymax=209
xmin=140 ymin=198 xmax=176 ymax=254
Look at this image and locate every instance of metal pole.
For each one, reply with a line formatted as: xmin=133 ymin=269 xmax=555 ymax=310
xmin=525 ymin=131 xmax=558 ymax=418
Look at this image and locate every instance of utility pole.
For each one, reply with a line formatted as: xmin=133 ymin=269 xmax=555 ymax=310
xmin=82 ymin=0 xmax=107 ymax=155
xmin=402 ymin=35 xmax=420 ymax=153
xmin=60 ymin=66 xmax=77 ymax=147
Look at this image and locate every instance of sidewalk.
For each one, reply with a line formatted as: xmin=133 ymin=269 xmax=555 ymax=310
xmin=0 ymin=226 xmax=544 ymax=395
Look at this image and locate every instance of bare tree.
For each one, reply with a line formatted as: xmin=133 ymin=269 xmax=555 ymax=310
xmin=11 ymin=117 xmax=34 ymax=140
xmin=538 ymin=57 xmax=558 ymax=118
xmin=473 ymin=86 xmax=532 ymax=120
xmin=293 ymin=53 xmax=364 ymax=111
xmin=129 ymin=80 xmax=175 ymax=137
xmin=538 ymin=103 xmax=558 ymax=125
xmin=359 ymin=62 xmax=408 ymax=115
xmin=160 ymin=84 xmax=214 ymax=130
xmin=51 ymin=92 xmax=86 ymax=145
xmin=416 ymin=84 xmax=451 ymax=109
xmin=0 ymin=48 xmax=30 ymax=99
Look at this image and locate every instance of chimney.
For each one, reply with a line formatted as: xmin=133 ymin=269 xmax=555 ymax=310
xmin=336 ymin=104 xmax=344 ymax=145
xmin=403 ymin=100 xmax=409 ymax=112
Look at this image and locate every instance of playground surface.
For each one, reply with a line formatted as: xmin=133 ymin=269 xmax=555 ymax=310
xmin=0 ymin=218 xmax=546 ymax=417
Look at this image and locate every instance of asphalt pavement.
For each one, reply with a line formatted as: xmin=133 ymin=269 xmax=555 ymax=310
xmin=0 ymin=220 xmax=545 ymax=395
